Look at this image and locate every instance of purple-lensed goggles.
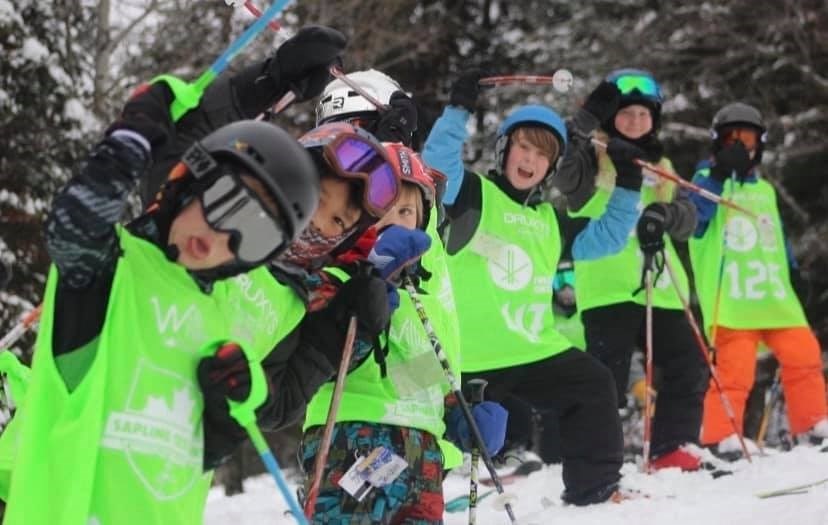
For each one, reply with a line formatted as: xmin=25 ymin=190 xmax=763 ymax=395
xmin=299 ymin=123 xmax=401 ymax=218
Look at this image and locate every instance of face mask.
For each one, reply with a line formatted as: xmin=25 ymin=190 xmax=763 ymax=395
xmin=275 ymin=223 xmax=355 ymax=270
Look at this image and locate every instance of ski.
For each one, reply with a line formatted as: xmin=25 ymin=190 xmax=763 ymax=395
xmin=755 ymin=477 xmax=828 ymax=499
xmin=480 ymin=460 xmax=543 ymax=487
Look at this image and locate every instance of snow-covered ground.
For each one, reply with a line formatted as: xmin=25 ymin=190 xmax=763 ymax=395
xmin=206 ymin=444 xmax=828 ymax=524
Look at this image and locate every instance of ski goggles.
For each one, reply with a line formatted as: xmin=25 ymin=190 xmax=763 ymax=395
xmin=720 ymin=127 xmax=760 ymax=151
xmin=553 ymin=269 xmax=575 ymax=292
xmin=612 ymin=73 xmax=661 ymax=100
xmin=301 ymin=125 xmax=401 ymax=217
xmin=199 ymin=173 xmax=287 ymax=265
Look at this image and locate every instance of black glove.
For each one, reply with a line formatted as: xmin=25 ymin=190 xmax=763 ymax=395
xmin=373 ymin=91 xmax=418 ymax=146
xmin=449 ymin=69 xmax=489 ymax=113
xmin=198 ymin=342 xmax=274 ymax=470
xmin=606 ymin=137 xmax=645 ymax=190
xmin=637 ymin=203 xmax=669 ymax=255
xmin=710 ymin=141 xmax=752 ymax=182
xmin=302 ymin=274 xmax=392 ymax=368
xmin=582 ymin=81 xmax=621 ymax=124
xmin=272 ymin=25 xmax=347 ymax=102
xmin=106 ymin=82 xmax=176 ymax=150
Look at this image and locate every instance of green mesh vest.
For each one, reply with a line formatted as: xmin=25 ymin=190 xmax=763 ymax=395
xmin=447 ymin=175 xmax=571 ymax=372
xmin=571 ymin=157 xmax=690 ymax=312
xmin=689 ymin=173 xmax=806 ymax=332
xmin=303 ymin=221 xmax=464 ymax=470
xmin=3 ymin=227 xmax=303 ymax=525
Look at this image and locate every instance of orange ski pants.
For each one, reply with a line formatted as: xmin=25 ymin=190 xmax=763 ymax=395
xmin=701 ymin=326 xmax=827 ymax=444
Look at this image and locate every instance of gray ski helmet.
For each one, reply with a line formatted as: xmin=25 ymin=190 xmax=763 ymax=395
xmin=184 ymin=120 xmax=319 ymax=244
xmin=710 ymin=102 xmax=768 ymax=163
xmin=711 ymin=102 xmax=766 ymax=138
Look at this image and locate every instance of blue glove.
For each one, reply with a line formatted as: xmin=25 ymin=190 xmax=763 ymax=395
xmin=447 ymin=401 xmax=509 ymax=456
xmin=367 ymin=225 xmax=432 ymax=281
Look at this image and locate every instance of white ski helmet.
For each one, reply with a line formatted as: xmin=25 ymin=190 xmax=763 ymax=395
xmin=316 ymin=69 xmax=402 ymax=125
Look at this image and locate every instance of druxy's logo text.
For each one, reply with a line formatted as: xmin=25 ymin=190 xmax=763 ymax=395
xmin=503 ymin=212 xmax=550 ymax=234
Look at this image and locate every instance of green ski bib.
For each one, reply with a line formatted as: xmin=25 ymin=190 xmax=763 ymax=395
xmin=689 ymin=174 xmax=806 ymax=332
xmin=572 ymin=157 xmax=690 ymax=312
xmin=447 ymin=176 xmax=571 ymax=372
xmin=3 ymin=228 xmax=303 ymax=525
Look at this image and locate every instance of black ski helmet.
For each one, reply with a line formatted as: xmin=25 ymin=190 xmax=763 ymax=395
xmin=710 ymin=102 xmax=768 ymax=163
xmin=603 ymin=68 xmax=664 ymax=137
xmin=182 ymin=120 xmax=319 ymax=244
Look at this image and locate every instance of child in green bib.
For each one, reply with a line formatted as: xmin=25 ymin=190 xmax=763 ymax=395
xmin=570 ymin=68 xmax=707 ymax=472
xmin=423 ymin=70 xmax=644 ymax=505
xmin=2 ymin=87 xmax=320 ymax=524
xmin=300 ymin=143 xmax=507 ymax=523
xmin=688 ymin=102 xmax=828 ymax=457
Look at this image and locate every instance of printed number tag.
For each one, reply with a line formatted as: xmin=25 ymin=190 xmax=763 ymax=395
xmin=338 ymin=446 xmax=408 ymax=501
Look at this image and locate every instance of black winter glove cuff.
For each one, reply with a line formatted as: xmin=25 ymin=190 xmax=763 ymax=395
xmin=607 ymin=138 xmax=645 ymax=190
xmin=106 ymin=82 xmax=176 ymax=151
xmin=373 ymin=91 xmax=418 ymax=146
xmin=449 ymin=69 xmax=490 ymax=113
xmin=582 ymin=81 xmax=621 ymax=124
xmin=302 ymin=275 xmax=391 ymax=368
xmin=711 ymin=141 xmax=752 ymax=182
xmin=272 ymin=25 xmax=347 ymax=102
xmin=637 ymin=202 xmax=668 ymax=255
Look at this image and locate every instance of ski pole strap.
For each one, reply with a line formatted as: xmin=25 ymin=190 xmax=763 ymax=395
xmin=150 ymin=74 xmax=203 ymax=123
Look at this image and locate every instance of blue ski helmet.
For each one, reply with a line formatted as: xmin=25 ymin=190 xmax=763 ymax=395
xmin=495 ymin=104 xmax=568 ymax=177
xmin=605 ymin=68 xmax=663 ymax=134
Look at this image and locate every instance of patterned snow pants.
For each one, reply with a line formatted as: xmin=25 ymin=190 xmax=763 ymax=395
xmin=300 ymin=422 xmax=444 ymax=524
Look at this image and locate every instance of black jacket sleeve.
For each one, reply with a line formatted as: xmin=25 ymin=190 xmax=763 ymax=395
xmin=141 ymin=59 xmax=291 ymax=205
xmin=664 ymin=190 xmax=698 ymax=242
xmin=552 ymin=109 xmax=601 ymax=212
xmin=255 ymin=323 xmax=338 ymax=431
xmin=45 ymin=132 xmax=150 ymax=356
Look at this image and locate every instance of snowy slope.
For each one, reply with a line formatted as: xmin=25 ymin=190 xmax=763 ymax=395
xmin=205 ymin=445 xmax=828 ymax=525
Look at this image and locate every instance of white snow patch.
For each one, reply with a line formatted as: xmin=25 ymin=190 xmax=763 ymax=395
xmin=205 ymin=445 xmax=828 ymax=525
xmin=0 ymin=0 xmax=22 ymax=25
xmin=20 ymin=37 xmax=50 ymax=63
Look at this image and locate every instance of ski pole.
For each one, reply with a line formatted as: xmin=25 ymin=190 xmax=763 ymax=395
xmin=164 ymin=0 xmax=292 ymax=121
xmin=303 ymin=315 xmax=359 ymax=520
xmin=588 ymin=137 xmax=759 ymax=220
xmin=402 ymin=276 xmax=517 ymax=524
xmin=226 ymin=0 xmax=282 ymax=31
xmin=328 ymin=66 xmax=390 ymax=111
xmin=642 ymin=259 xmax=655 ymax=473
xmin=223 ymin=0 xmax=300 ymax=120
xmin=662 ymin=256 xmax=753 ymax=462
xmin=756 ymin=367 xmax=782 ymax=452
xmin=478 ymin=71 xmax=574 ymax=93
xmin=708 ymin=172 xmax=738 ymax=353
xmin=0 ymin=305 xmax=42 ymax=350
xmin=220 ymin=342 xmax=308 ymax=524
xmin=467 ymin=378 xmax=488 ymax=525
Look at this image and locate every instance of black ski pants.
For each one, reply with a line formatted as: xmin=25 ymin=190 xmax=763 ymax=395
xmin=463 ymin=348 xmax=623 ymax=503
xmin=582 ymin=302 xmax=708 ymax=457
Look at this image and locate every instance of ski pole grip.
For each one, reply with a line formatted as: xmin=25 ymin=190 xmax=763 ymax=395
xmin=468 ymin=378 xmax=488 ymax=405
xmin=198 ymin=340 xmax=268 ymax=429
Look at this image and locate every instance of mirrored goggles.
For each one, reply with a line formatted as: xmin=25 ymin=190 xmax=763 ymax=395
xmin=613 ymin=74 xmax=661 ymax=99
xmin=200 ymin=174 xmax=286 ymax=265
xmin=304 ymin=129 xmax=400 ymax=217
xmin=720 ymin=127 xmax=760 ymax=151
